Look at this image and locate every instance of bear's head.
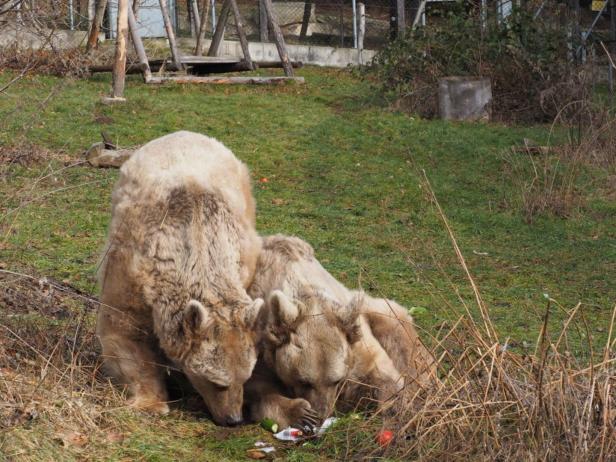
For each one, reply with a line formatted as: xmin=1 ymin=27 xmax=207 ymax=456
xmin=176 ymin=297 xmax=264 ymax=426
xmin=261 ymin=290 xmax=360 ymax=419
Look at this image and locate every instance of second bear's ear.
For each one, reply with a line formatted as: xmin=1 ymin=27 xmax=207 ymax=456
xmin=184 ymin=299 xmax=210 ymax=335
xmin=267 ymin=290 xmax=299 ymax=345
xmin=243 ymin=298 xmax=264 ymax=328
xmin=269 ymin=290 xmax=299 ymax=327
xmin=338 ymin=299 xmax=362 ymax=344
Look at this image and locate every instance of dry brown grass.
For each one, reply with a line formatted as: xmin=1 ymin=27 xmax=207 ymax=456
xmin=0 ymin=270 xmax=127 ymax=459
xmin=502 ymin=107 xmax=616 ymax=224
xmin=320 ymin=176 xmax=616 ymax=461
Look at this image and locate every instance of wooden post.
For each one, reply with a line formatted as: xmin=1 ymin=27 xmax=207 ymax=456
xmin=261 ymin=0 xmax=293 ymax=76
xmin=299 ymin=1 xmax=311 ymax=41
xmin=229 ymin=0 xmax=254 ymax=69
xmin=259 ymin=0 xmax=268 ymax=42
xmin=610 ymin=0 xmax=616 ymax=54
xmin=208 ymin=0 xmax=231 ymax=57
xmin=109 ymin=0 xmax=129 ymax=101
xmin=195 ymin=0 xmax=211 ymax=55
xmin=128 ymin=6 xmax=152 ymax=82
xmin=159 ymin=0 xmax=183 ymax=70
xmin=132 ymin=0 xmax=140 ymax=17
xmin=396 ymin=0 xmax=405 ymax=38
xmin=357 ymin=2 xmax=365 ymax=64
xmin=190 ymin=0 xmax=201 ymax=37
xmin=339 ymin=0 xmax=344 ymax=47
xmin=87 ymin=0 xmax=108 ymax=51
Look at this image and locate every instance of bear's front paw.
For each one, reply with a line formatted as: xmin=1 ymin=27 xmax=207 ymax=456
xmin=128 ymin=395 xmax=170 ymax=415
xmin=285 ymin=398 xmax=320 ymax=430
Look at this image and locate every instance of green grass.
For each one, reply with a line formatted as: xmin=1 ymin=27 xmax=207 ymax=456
xmin=1 ymin=66 xmax=615 ymax=460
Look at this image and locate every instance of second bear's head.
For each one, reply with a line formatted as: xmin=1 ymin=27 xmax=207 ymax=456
xmin=260 ymin=289 xmax=360 ymax=418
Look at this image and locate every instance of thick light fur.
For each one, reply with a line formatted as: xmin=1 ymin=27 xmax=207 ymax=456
xmin=247 ymin=235 xmax=434 ymax=427
xmin=96 ymin=131 xmax=263 ymax=426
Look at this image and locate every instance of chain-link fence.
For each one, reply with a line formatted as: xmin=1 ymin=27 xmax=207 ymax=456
xmin=102 ymin=0 xmax=394 ymax=50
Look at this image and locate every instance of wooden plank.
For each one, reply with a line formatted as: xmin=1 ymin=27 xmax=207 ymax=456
xmin=159 ymin=0 xmax=183 ymax=70
xmin=228 ymin=0 xmax=254 ymax=69
xmin=87 ymin=0 xmax=108 ymax=51
xmin=180 ymin=56 xmax=241 ymax=64
xmin=195 ymin=0 xmax=211 ymax=55
xmin=89 ymin=61 xmax=303 ymax=75
xmin=208 ymin=0 xmax=232 ymax=57
xmin=127 ymin=6 xmax=152 ymax=82
xmin=260 ymin=0 xmax=294 ymax=76
xmin=111 ymin=0 xmax=129 ymax=98
xmin=147 ymin=76 xmax=305 ymax=85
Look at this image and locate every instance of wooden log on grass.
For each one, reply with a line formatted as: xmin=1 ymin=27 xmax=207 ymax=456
xmin=147 ymin=75 xmax=305 ymax=84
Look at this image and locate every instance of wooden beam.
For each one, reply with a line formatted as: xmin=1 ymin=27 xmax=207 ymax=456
xmin=228 ymin=0 xmax=253 ymax=69
xmin=147 ymin=76 xmax=305 ymax=84
xmin=159 ymin=0 xmax=183 ymax=70
xmin=87 ymin=0 xmax=108 ymax=51
xmin=259 ymin=0 xmax=268 ymax=42
xmin=299 ymin=1 xmax=311 ymax=41
xmin=190 ymin=0 xmax=201 ymax=36
xmin=195 ymin=0 xmax=211 ymax=55
xmin=260 ymin=0 xmax=293 ymax=76
xmin=208 ymin=0 xmax=231 ymax=57
xmin=127 ymin=6 xmax=151 ymax=82
xmin=110 ymin=0 xmax=129 ymax=99
xmin=610 ymin=0 xmax=616 ymax=54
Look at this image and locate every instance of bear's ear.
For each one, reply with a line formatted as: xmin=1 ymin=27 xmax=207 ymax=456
xmin=267 ymin=290 xmax=299 ymax=345
xmin=184 ymin=299 xmax=210 ymax=335
xmin=269 ymin=290 xmax=299 ymax=327
xmin=338 ymin=298 xmax=362 ymax=344
xmin=243 ymin=298 xmax=264 ymax=328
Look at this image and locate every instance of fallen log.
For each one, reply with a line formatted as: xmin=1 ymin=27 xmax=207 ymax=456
xmin=146 ymin=75 xmax=305 ymax=84
xmin=86 ymin=142 xmax=135 ymax=168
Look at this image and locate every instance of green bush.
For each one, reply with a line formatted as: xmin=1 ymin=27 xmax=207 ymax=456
xmin=365 ymin=3 xmax=587 ymax=122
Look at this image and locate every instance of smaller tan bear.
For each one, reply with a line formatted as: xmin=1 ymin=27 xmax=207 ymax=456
xmin=246 ymin=235 xmax=435 ymax=427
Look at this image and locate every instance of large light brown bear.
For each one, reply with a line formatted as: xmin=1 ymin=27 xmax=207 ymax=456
xmin=96 ymin=131 xmax=263 ymax=426
xmin=246 ymin=235 xmax=435 ymax=428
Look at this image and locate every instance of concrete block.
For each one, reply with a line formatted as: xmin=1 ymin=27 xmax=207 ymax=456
xmin=438 ymin=77 xmax=492 ymax=121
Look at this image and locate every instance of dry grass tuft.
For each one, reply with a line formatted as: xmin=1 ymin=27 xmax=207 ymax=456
xmin=322 ymin=177 xmax=616 ymax=461
xmin=0 ymin=271 xmax=126 ymax=459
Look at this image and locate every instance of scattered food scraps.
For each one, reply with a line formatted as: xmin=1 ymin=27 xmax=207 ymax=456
xmin=274 ymin=427 xmax=303 ymax=441
xmin=376 ymin=429 xmax=394 ymax=447
xmin=260 ymin=417 xmax=279 ymax=433
xmin=317 ymin=417 xmax=338 ymax=435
